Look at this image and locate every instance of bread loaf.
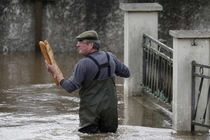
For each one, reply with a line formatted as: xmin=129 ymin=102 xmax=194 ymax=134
xmin=39 ymin=40 xmax=63 ymax=86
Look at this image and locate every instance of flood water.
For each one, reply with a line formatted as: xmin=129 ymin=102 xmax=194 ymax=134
xmin=0 ymin=51 xmax=209 ymax=140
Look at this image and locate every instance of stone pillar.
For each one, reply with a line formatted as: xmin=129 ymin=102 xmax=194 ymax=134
xmin=120 ymin=3 xmax=163 ymax=96
xmin=170 ymin=30 xmax=210 ymax=132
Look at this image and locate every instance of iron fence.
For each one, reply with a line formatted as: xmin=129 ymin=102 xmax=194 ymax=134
xmin=191 ymin=61 xmax=210 ymax=131
xmin=142 ymin=34 xmax=173 ymax=106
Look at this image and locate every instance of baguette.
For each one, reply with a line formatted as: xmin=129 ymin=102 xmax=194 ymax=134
xmin=39 ymin=40 xmax=63 ymax=86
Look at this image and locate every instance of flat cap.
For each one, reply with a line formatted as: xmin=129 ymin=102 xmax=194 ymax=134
xmin=76 ymin=30 xmax=99 ymax=40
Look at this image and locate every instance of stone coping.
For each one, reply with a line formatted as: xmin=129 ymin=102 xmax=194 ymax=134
xmin=169 ymin=30 xmax=210 ymax=38
xmin=120 ymin=3 xmax=163 ymax=12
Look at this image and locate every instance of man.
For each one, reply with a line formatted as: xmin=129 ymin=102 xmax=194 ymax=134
xmin=45 ymin=30 xmax=130 ymax=134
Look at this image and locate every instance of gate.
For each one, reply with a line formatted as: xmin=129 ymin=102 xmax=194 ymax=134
xmin=191 ymin=61 xmax=210 ymax=131
xmin=142 ymin=34 xmax=210 ymax=131
xmin=142 ymin=34 xmax=173 ymax=107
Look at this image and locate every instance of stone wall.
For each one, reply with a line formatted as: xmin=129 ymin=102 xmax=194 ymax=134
xmin=0 ymin=0 xmax=210 ymax=53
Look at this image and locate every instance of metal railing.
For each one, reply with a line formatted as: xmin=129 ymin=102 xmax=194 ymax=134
xmin=191 ymin=61 xmax=210 ymax=131
xmin=142 ymin=34 xmax=173 ymax=106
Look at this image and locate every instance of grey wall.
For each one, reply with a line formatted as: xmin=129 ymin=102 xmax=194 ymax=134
xmin=0 ymin=0 xmax=35 ymax=52
xmin=1 ymin=0 xmax=210 ymax=53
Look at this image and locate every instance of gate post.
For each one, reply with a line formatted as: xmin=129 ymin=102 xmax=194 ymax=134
xmin=170 ymin=30 xmax=210 ymax=132
xmin=120 ymin=3 xmax=163 ymax=96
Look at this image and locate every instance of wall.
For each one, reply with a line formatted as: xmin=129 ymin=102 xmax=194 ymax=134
xmin=0 ymin=0 xmax=210 ymax=53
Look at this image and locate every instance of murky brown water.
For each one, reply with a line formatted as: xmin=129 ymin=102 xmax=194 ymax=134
xmin=0 ymin=52 xmax=209 ymax=139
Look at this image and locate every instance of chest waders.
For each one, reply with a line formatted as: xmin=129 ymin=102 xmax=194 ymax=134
xmin=78 ymin=52 xmax=118 ymax=134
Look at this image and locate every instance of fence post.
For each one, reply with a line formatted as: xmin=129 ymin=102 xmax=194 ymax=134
xmin=120 ymin=3 xmax=163 ymax=96
xmin=170 ymin=30 xmax=210 ymax=132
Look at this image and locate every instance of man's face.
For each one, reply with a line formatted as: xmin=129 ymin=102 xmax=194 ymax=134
xmin=76 ymin=40 xmax=93 ymax=56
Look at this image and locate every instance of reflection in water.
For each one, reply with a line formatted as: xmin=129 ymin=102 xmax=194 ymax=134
xmin=0 ymin=52 xmax=208 ymax=139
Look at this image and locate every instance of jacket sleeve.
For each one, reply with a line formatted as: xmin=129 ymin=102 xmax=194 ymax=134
xmin=60 ymin=60 xmax=86 ymax=93
xmin=109 ymin=52 xmax=130 ymax=78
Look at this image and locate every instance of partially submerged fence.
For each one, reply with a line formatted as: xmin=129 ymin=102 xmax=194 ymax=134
xmin=142 ymin=34 xmax=173 ymax=107
xmin=191 ymin=61 xmax=210 ymax=131
xmin=120 ymin=2 xmax=210 ymax=132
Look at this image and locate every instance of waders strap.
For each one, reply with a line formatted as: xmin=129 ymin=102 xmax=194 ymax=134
xmin=86 ymin=52 xmax=111 ymax=80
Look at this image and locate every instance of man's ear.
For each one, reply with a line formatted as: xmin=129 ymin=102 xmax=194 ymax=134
xmin=89 ymin=42 xmax=94 ymax=48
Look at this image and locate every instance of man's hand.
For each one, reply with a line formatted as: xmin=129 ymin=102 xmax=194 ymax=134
xmin=45 ymin=60 xmax=64 ymax=84
xmin=45 ymin=60 xmax=59 ymax=75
